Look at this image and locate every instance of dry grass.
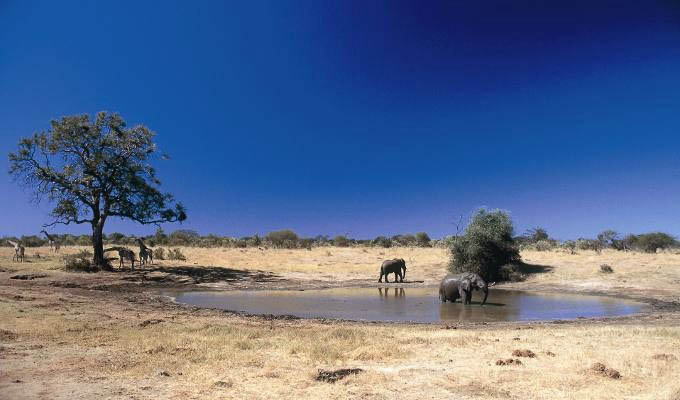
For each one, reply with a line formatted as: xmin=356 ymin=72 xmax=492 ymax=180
xmin=1 ymin=246 xmax=680 ymax=399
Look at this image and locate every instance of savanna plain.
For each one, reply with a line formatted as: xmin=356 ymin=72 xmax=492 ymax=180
xmin=1 ymin=246 xmax=679 ymax=399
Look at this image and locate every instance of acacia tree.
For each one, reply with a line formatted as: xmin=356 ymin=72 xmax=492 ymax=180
xmin=9 ymin=112 xmax=186 ymax=268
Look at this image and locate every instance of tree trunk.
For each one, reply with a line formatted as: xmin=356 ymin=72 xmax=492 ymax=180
xmin=92 ymin=218 xmax=108 ymax=269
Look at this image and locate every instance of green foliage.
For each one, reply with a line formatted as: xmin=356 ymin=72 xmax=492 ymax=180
xmin=597 ymin=230 xmax=619 ymax=248
xmin=372 ymin=236 xmax=392 ymax=248
xmin=391 ymin=234 xmax=416 ymax=246
xmin=168 ymin=229 xmax=200 ymax=246
xmin=533 ymin=240 xmax=554 ymax=251
xmin=448 ymin=209 xmax=520 ymax=281
xmin=415 ymin=232 xmax=431 ymax=247
xmin=265 ymin=229 xmax=299 ymax=248
xmin=576 ymin=238 xmax=602 ymax=252
xmin=526 ymin=227 xmax=549 ymax=242
xmin=333 ymin=235 xmax=350 ymax=247
xmin=631 ymin=232 xmax=677 ymax=253
xmin=20 ymin=235 xmax=46 ymax=247
xmin=8 ymin=112 xmax=186 ymax=266
xmin=152 ymin=227 xmax=167 ymax=246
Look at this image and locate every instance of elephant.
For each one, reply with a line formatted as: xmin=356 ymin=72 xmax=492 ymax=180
xmin=378 ymin=258 xmax=407 ymax=283
xmin=439 ymin=272 xmax=495 ymax=305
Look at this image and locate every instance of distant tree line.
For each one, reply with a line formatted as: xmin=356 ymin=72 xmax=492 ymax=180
xmin=515 ymin=228 xmax=678 ymax=254
xmin=2 ymin=226 xmax=676 ymax=254
xmin=0 ymin=228 xmax=434 ymax=249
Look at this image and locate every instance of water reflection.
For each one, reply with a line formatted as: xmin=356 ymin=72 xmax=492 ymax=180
xmin=378 ymin=287 xmax=405 ymax=298
xmin=163 ymin=287 xmax=644 ymax=323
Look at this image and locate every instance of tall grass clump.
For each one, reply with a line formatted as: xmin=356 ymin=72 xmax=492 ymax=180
xmin=448 ymin=209 xmax=520 ymax=282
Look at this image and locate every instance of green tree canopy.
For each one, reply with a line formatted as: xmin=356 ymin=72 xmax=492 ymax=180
xmin=9 ymin=112 xmax=186 ymax=267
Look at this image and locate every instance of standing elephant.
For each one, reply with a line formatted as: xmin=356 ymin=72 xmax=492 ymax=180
xmin=378 ymin=258 xmax=407 ymax=283
xmin=439 ymin=272 xmax=494 ymax=305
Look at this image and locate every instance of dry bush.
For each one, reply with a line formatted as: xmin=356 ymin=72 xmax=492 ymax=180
xmin=600 ymin=264 xmax=614 ymax=273
xmin=62 ymin=250 xmax=100 ymax=272
xmin=153 ymin=247 xmax=166 ymax=260
xmin=168 ymin=248 xmax=187 ymax=261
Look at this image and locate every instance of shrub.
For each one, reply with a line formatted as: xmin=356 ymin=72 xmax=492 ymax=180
xmin=534 ymin=240 xmax=554 ymax=251
xmin=20 ymin=235 xmax=46 ymax=247
xmin=576 ymin=238 xmax=602 ymax=253
xmin=168 ymin=229 xmax=200 ymax=246
xmin=415 ymin=232 xmax=431 ymax=247
xmin=526 ymin=227 xmax=549 ymax=242
xmin=597 ymin=230 xmax=619 ymax=248
xmin=561 ymin=240 xmax=577 ymax=254
xmin=62 ymin=250 xmax=100 ymax=272
xmin=168 ymin=248 xmax=187 ymax=261
xmin=333 ymin=235 xmax=350 ymax=247
xmin=372 ymin=236 xmax=392 ymax=248
xmin=154 ymin=247 xmax=166 ymax=260
xmin=392 ymin=234 xmax=416 ymax=247
xmin=266 ymin=229 xmax=299 ymax=248
xmin=632 ymin=232 xmax=677 ymax=253
xmin=600 ymin=264 xmax=613 ymax=273
xmin=448 ymin=209 xmax=520 ymax=282
xmin=107 ymin=232 xmax=126 ymax=244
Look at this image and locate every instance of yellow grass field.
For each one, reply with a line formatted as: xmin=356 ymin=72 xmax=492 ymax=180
xmin=1 ymin=246 xmax=679 ymax=399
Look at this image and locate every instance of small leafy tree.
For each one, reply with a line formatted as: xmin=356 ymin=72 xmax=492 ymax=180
xmin=372 ymin=236 xmax=392 ymax=248
xmin=415 ymin=232 xmax=431 ymax=247
xmin=597 ymin=230 xmax=619 ymax=248
xmin=633 ymin=232 xmax=677 ymax=253
xmin=525 ymin=227 xmax=549 ymax=243
xmin=333 ymin=235 xmax=350 ymax=247
xmin=8 ymin=112 xmax=186 ymax=268
xmin=266 ymin=229 xmax=299 ymax=248
xmin=448 ymin=209 xmax=520 ymax=281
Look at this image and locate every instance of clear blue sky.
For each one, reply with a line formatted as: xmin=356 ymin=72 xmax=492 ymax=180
xmin=2 ymin=1 xmax=680 ymax=239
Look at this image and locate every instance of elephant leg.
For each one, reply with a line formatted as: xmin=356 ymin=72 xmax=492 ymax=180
xmin=378 ymin=271 xmax=383 ymax=282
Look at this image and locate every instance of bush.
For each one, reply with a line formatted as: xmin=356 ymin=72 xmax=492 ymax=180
xmin=372 ymin=236 xmax=392 ymax=248
xmin=62 ymin=250 xmax=100 ymax=272
xmin=561 ymin=240 xmax=577 ymax=254
xmin=597 ymin=230 xmax=619 ymax=248
xmin=576 ymin=238 xmax=602 ymax=252
xmin=600 ymin=264 xmax=614 ymax=273
xmin=526 ymin=227 xmax=549 ymax=242
xmin=534 ymin=240 xmax=554 ymax=251
xmin=168 ymin=248 xmax=187 ymax=261
xmin=333 ymin=235 xmax=350 ymax=247
xmin=448 ymin=209 xmax=520 ymax=282
xmin=415 ymin=232 xmax=431 ymax=247
xmin=632 ymin=232 xmax=677 ymax=253
xmin=154 ymin=248 xmax=166 ymax=260
xmin=168 ymin=229 xmax=200 ymax=246
xmin=20 ymin=235 xmax=46 ymax=247
xmin=265 ymin=229 xmax=299 ymax=248
xmin=392 ymin=234 xmax=416 ymax=247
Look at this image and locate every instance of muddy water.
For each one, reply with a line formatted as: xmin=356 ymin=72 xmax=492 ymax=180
xmin=163 ymin=287 xmax=645 ymax=323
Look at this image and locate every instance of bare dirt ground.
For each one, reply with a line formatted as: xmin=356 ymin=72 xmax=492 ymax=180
xmin=1 ymin=246 xmax=679 ymax=399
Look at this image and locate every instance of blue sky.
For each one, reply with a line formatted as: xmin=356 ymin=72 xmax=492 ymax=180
xmin=2 ymin=1 xmax=680 ymax=239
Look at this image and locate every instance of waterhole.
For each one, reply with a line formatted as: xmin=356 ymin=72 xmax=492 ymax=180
xmin=163 ymin=287 xmax=644 ymax=323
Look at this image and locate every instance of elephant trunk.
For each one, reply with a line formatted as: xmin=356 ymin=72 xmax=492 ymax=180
xmin=481 ymin=285 xmax=489 ymax=306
